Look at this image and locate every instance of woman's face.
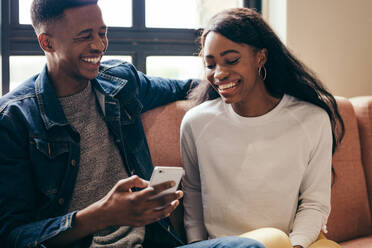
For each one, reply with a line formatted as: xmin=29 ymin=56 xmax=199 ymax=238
xmin=203 ymin=31 xmax=268 ymax=110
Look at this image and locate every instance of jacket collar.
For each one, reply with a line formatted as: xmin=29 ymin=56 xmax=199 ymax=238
xmin=35 ymin=65 xmax=127 ymax=130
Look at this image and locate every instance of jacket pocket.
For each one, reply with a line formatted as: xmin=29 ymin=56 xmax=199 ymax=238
xmin=30 ymin=138 xmax=70 ymax=199
xmin=33 ymin=138 xmax=69 ymax=160
xmin=120 ymin=96 xmax=143 ymax=124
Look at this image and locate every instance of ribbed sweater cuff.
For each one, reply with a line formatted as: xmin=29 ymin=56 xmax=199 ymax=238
xmin=290 ymin=235 xmax=312 ymax=248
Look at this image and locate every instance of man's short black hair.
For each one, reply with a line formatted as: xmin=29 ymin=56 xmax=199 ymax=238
xmin=31 ymin=0 xmax=98 ymax=32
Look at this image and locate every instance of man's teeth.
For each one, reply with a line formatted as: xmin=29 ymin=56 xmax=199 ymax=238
xmin=218 ymin=81 xmax=238 ymax=90
xmin=82 ymin=57 xmax=100 ymax=64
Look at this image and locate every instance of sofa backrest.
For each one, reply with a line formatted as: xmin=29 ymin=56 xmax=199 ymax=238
xmin=326 ymin=97 xmax=372 ymax=242
xmin=142 ymin=100 xmax=192 ymax=167
xmin=350 ymin=97 xmax=372 ymax=218
xmin=141 ymin=100 xmax=192 ymax=240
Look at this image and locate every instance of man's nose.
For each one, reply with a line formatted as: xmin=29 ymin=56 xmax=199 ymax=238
xmin=89 ymin=36 xmax=106 ymax=52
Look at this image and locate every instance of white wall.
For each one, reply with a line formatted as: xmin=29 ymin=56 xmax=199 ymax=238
xmin=264 ymin=0 xmax=372 ymax=98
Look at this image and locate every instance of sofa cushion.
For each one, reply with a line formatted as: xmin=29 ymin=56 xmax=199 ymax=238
xmin=350 ymin=96 xmax=372 ymax=216
xmin=326 ymin=97 xmax=372 ymax=242
xmin=142 ymin=100 xmax=192 ymax=167
xmin=340 ymin=235 xmax=372 ymax=248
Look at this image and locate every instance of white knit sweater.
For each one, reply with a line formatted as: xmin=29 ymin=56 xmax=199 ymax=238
xmin=180 ymin=95 xmax=332 ymax=248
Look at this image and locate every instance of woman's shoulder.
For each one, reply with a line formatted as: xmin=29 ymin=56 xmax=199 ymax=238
xmin=285 ymin=95 xmax=329 ymax=123
xmin=182 ymin=98 xmax=224 ymax=124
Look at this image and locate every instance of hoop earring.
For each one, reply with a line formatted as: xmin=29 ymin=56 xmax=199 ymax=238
xmin=258 ymin=65 xmax=267 ymax=81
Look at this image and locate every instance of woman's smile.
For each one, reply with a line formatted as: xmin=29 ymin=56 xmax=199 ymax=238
xmin=215 ymin=79 xmax=242 ymax=96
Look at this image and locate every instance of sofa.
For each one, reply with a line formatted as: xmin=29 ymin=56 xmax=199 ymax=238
xmin=141 ymin=96 xmax=372 ymax=247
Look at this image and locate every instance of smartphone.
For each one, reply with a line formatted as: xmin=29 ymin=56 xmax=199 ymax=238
xmin=149 ymin=166 xmax=185 ymax=198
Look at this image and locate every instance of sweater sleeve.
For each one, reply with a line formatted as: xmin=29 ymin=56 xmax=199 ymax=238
xmin=289 ymin=115 xmax=333 ymax=248
xmin=180 ymin=114 xmax=208 ymax=243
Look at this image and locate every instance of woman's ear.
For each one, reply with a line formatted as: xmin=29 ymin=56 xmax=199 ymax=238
xmin=38 ymin=33 xmax=54 ymax=52
xmin=257 ymin=48 xmax=268 ymax=67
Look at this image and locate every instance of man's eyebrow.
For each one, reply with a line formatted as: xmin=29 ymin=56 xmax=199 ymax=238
xmin=76 ymin=26 xmax=107 ymax=36
xmin=76 ymin=29 xmax=92 ymax=36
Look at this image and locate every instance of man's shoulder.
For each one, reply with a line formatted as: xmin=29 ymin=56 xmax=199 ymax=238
xmin=99 ymin=59 xmax=136 ymax=78
xmin=97 ymin=59 xmax=141 ymax=93
xmin=0 ymin=76 xmax=37 ymax=115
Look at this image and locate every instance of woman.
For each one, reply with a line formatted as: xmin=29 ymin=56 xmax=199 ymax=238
xmin=180 ymin=8 xmax=344 ymax=248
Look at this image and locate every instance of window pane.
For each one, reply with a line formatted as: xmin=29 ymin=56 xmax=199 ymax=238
xmin=146 ymin=0 xmax=243 ymax=29
xmin=98 ymin=0 xmax=132 ymax=27
xmin=19 ymin=0 xmax=132 ymax=27
xmin=10 ymin=56 xmax=46 ymax=91
xmin=10 ymin=55 xmax=131 ymax=91
xmin=19 ymin=0 xmax=32 ymax=24
xmin=146 ymin=56 xmax=203 ymax=79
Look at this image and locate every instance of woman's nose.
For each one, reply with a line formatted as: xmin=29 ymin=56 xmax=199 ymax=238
xmin=214 ymin=65 xmax=229 ymax=81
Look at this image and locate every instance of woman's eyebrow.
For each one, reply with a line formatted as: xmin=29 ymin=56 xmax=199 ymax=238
xmin=205 ymin=50 xmax=240 ymax=59
xmin=220 ymin=49 xmax=240 ymax=56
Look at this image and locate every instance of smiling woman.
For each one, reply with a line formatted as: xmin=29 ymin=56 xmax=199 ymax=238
xmin=181 ymin=7 xmax=344 ymax=248
xmin=202 ymin=32 xmax=277 ymax=116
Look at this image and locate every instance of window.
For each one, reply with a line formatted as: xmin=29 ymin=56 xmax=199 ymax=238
xmin=1 ymin=0 xmax=261 ymax=96
xmin=19 ymin=0 xmax=133 ymax=27
xmin=147 ymin=56 xmax=203 ymax=79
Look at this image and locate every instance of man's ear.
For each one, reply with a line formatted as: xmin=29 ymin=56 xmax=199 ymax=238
xmin=257 ymin=48 xmax=268 ymax=67
xmin=38 ymin=33 xmax=54 ymax=52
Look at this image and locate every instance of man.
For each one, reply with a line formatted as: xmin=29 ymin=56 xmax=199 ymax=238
xmin=0 ymin=0 xmax=264 ymax=247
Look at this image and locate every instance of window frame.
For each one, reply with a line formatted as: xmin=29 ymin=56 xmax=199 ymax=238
xmin=0 ymin=0 xmax=261 ymax=95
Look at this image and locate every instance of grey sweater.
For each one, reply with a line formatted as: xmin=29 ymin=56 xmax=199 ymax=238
xmin=59 ymin=82 xmax=144 ymax=248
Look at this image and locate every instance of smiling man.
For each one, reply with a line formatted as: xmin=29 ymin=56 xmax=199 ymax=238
xmin=0 ymin=0 xmax=264 ymax=248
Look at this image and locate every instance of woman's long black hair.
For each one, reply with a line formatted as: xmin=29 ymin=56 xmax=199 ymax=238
xmin=189 ymin=8 xmax=344 ymax=153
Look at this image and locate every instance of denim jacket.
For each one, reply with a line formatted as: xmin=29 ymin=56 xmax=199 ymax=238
xmin=0 ymin=60 xmax=194 ymax=248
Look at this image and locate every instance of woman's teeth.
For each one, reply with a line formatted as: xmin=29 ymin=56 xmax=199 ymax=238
xmin=218 ymin=81 xmax=238 ymax=90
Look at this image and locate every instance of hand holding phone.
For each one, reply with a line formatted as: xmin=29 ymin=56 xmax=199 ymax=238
xmin=149 ymin=166 xmax=184 ymax=198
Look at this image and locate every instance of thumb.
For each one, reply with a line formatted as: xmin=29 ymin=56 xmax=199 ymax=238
xmin=115 ymin=175 xmax=148 ymax=192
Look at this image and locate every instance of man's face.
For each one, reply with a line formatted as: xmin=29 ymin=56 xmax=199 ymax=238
xmin=49 ymin=4 xmax=108 ymax=81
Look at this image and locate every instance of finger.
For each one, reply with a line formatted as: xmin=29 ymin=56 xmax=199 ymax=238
xmin=151 ymin=180 xmax=176 ymax=194
xmin=115 ymin=175 xmax=148 ymax=192
xmin=154 ymin=200 xmax=180 ymax=217
xmin=143 ymin=200 xmax=180 ymax=225
xmin=148 ymin=191 xmax=183 ymax=209
xmin=138 ymin=200 xmax=180 ymax=226
xmin=137 ymin=180 xmax=176 ymax=199
xmin=175 ymin=190 xmax=184 ymax=199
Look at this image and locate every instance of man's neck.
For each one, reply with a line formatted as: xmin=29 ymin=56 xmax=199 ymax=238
xmin=47 ymin=67 xmax=90 ymax=97
xmin=54 ymin=80 xmax=90 ymax=97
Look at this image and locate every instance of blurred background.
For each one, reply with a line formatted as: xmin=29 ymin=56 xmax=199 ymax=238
xmin=1 ymin=0 xmax=371 ymax=97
